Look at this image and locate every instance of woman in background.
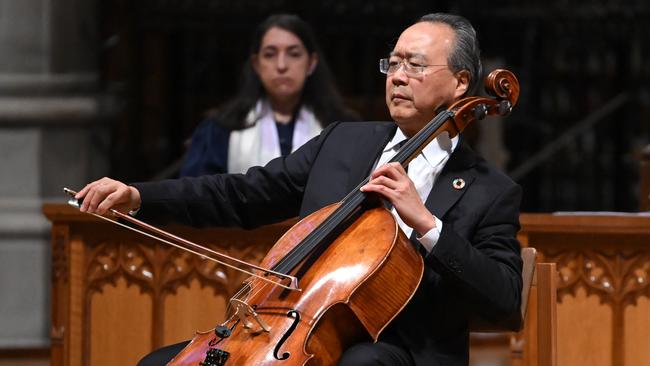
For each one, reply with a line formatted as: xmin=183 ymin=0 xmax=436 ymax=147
xmin=180 ymin=13 xmax=357 ymax=176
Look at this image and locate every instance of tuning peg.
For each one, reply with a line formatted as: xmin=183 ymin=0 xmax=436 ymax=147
xmin=498 ymin=100 xmax=513 ymax=116
xmin=473 ymin=104 xmax=489 ymax=120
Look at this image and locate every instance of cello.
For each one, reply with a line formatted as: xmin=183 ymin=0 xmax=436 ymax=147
xmin=68 ymin=69 xmax=519 ymax=366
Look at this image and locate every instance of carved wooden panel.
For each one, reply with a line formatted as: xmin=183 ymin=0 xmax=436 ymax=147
xmin=519 ymin=213 xmax=650 ymax=366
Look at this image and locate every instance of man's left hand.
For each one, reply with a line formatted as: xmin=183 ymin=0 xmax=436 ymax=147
xmin=361 ymin=162 xmax=436 ymax=235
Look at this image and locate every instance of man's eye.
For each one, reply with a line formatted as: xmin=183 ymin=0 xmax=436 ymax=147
xmin=409 ymin=62 xmax=424 ymax=68
xmin=388 ymin=61 xmax=400 ymax=68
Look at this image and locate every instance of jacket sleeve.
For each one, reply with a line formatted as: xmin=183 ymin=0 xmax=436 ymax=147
xmin=132 ymin=122 xmax=340 ymax=229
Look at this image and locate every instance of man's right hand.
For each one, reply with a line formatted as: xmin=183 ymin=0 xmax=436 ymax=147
xmin=75 ymin=177 xmax=141 ymax=216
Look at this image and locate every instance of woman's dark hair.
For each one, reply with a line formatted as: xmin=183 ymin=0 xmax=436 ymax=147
xmin=218 ymin=14 xmax=355 ymax=130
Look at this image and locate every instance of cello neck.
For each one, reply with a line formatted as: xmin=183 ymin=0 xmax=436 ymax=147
xmin=272 ymin=110 xmax=456 ymax=275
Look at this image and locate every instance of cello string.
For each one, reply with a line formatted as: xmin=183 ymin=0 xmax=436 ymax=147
xmin=222 ymin=283 xmax=253 ymax=325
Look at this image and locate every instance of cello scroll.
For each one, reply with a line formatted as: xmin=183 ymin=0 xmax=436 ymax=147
xmin=447 ymin=69 xmax=520 ymax=134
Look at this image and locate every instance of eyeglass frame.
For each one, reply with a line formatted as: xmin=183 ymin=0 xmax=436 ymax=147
xmin=379 ymin=57 xmax=448 ymax=77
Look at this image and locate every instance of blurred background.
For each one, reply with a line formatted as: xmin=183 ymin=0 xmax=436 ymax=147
xmin=97 ymin=0 xmax=650 ymax=213
xmin=0 ymin=0 xmax=648 ymax=362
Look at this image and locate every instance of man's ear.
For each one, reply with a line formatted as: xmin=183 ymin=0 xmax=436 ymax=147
xmin=454 ymin=70 xmax=470 ymax=98
xmin=307 ymin=53 xmax=318 ymax=75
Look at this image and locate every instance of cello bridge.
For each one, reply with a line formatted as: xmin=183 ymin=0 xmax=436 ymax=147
xmin=230 ymin=299 xmax=271 ymax=333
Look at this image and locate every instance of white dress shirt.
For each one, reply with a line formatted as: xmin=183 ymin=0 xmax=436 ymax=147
xmin=373 ymin=128 xmax=458 ymax=253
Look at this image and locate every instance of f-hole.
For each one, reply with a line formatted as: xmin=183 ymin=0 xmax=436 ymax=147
xmin=273 ymin=310 xmax=300 ymax=360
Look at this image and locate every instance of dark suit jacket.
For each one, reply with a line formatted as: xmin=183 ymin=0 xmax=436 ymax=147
xmin=133 ymin=121 xmax=523 ymax=366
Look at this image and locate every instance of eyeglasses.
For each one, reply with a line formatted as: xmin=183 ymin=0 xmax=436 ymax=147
xmin=379 ymin=58 xmax=447 ymax=77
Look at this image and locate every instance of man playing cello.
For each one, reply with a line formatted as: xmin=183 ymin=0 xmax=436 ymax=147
xmin=76 ymin=13 xmax=522 ymax=366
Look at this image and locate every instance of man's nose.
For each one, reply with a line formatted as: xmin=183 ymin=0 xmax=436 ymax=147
xmin=390 ymin=67 xmax=409 ymax=85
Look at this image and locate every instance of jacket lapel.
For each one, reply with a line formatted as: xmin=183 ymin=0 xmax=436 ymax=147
xmin=424 ymin=141 xmax=478 ymax=219
xmin=345 ymin=122 xmax=397 ymax=192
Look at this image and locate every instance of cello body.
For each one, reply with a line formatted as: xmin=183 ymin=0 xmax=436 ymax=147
xmin=168 ymin=203 xmax=424 ymax=365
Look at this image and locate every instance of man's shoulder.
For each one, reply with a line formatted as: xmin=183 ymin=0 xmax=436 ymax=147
xmin=333 ymin=120 xmax=394 ymax=129
xmin=326 ymin=121 xmax=395 ymax=136
xmin=306 ymin=121 xmax=396 ymax=161
xmin=454 ymin=143 xmax=518 ymax=188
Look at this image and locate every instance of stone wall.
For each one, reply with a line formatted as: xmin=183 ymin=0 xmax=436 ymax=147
xmin=0 ymin=0 xmax=115 ymax=348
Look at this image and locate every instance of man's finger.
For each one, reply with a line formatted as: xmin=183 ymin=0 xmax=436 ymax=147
xmin=97 ymin=190 xmax=125 ymax=215
xmin=369 ymin=175 xmax=399 ymax=190
xmin=80 ymin=188 xmax=97 ymax=212
xmin=76 ymin=180 xmax=100 ymax=200
xmin=87 ymin=184 xmax=113 ymax=214
xmin=373 ymin=162 xmax=407 ymax=179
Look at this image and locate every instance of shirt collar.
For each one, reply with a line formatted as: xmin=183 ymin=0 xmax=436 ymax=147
xmin=385 ymin=127 xmax=459 ymax=162
xmin=383 ymin=127 xmax=409 ymax=152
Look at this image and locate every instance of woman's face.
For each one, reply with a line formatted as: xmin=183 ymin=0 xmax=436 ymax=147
xmin=252 ymin=27 xmax=318 ymax=104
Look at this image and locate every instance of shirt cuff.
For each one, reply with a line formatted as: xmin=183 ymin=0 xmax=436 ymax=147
xmin=416 ymin=216 xmax=443 ymax=254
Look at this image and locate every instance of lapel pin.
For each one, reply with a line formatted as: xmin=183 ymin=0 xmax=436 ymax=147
xmin=452 ymin=178 xmax=465 ymax=190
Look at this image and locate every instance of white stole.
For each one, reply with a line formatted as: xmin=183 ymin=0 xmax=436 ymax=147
xmin=227 ymin=100 xmax=322 ymax=174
